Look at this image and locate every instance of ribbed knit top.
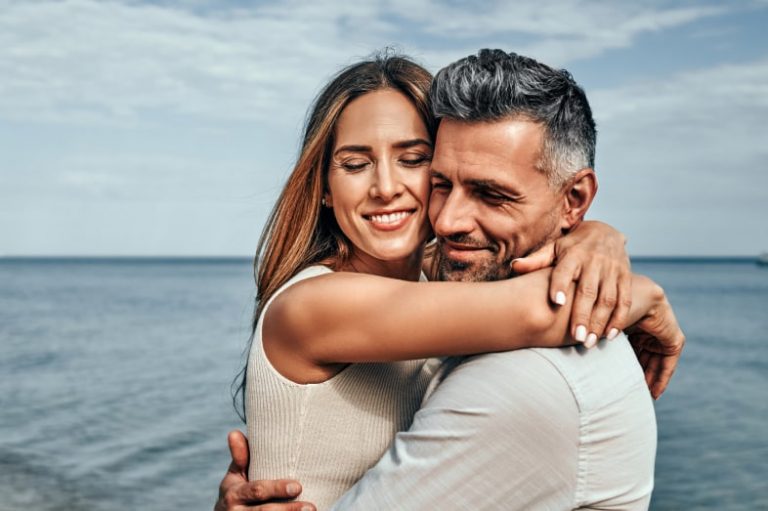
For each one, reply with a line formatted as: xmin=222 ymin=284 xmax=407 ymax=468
xmin=246 ymin=265 xmax=435 ymax=510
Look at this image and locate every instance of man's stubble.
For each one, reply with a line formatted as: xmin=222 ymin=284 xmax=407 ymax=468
xmin=435 ymin=208 xmax=562 ymax=283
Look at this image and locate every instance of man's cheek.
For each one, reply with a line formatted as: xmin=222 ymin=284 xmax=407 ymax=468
xmin=428 ymin=193 xmax=444 ymax=226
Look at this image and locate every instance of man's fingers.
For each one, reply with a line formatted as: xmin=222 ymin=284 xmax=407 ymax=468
xmin=233 ymin=480 xmax=305 ymax=505
xmin=218 ymin=431 xmax=251 ymax=507
xmin=254 ymin=502 xmax=316 ymax=511
xmin=228 ymin=430 xmax=250 ymax=475
xmin=511 ymin=242 xmax=555 ymax=275
xmin=605 ymin=270 xmax=633 ymax=337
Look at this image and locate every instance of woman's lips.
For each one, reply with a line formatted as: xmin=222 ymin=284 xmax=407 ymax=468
xmin=364 ymin=209 xmax=415 ymax=231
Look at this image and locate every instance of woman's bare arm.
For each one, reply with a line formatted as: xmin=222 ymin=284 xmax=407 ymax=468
xmin=263 ymin=269 xmax=569 ymax=383
xmin=264 ymin=269 xmax=673 ymax=383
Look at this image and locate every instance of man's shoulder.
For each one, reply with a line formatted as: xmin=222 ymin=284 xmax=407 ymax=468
xmin=436 ymin=334 xmax=648 ymax=414
xmin=424 ymin=349 xmax=579 ymax=426
xmin=530 ymin=334 xmax=648 ymax=411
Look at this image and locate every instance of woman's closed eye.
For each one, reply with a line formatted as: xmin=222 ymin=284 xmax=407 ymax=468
xmin=399 ymin=154 xmax=432 ymax=167
xmin=339 ymin=159 xmax=371 ymax=172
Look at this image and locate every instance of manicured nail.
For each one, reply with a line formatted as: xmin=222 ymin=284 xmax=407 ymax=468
xmin=287 ymin=483 xmax=301 ymax=496
xmin=585 ymin=333 xmax=598 ymax=348
xmin=301 ymin=506 xmax=314 ymax=511
xmin=554 ymin=291 xmax=566 ymax=306
xmin=607 ymin=328 xmax=619 ymax=340
xmin=575 ymin=325 xmax=587 ymax=342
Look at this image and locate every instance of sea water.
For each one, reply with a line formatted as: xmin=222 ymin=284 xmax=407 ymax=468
xmin=0 ymin=258 xmax=766 ymax=510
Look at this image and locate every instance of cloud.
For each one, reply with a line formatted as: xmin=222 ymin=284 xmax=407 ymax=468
xmin=588 ymin=58 xmax=768 ymax=254
xmin=2 ymin=0 xmax=762 ymax=255
xmin=0 ymin=0 xmax=726 ymax=126
xmin=593 ymin=57 xmax=768 ymax=176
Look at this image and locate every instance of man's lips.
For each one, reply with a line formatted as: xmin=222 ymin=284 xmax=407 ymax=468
xmin=440 ymin=240 xmax=491 ymax=262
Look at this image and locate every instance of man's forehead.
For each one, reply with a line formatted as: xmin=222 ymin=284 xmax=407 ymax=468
xmin=431 ymin=118 xmax=546 ymax=185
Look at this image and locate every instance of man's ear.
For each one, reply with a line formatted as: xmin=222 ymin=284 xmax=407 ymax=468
xmin=560 ymin=168 xmax=597 ymax=231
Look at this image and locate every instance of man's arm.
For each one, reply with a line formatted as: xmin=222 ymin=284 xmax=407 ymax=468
xmin=330 ymin=350 xmax=582 ymax=510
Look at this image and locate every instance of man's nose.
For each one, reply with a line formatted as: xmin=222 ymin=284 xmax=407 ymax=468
xmin=369 ymin=160 xmax=404 ymax=201
xmin=432 ymin=188 xmax=476 ymax=237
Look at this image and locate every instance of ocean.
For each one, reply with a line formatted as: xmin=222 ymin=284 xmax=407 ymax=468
xmin=0 ymin=258 xmax=766 ymax=510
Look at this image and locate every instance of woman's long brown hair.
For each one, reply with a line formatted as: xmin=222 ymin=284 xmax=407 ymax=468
xmin=233 ymin=52 xmax=436 ymax=420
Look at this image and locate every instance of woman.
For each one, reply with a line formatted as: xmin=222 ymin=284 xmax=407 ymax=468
xmin=238 ymin=53 xmax=658 ymax=510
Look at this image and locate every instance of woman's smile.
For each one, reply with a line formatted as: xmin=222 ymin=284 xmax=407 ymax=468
xmin=364 ymin=209 xmax=416 ymax=230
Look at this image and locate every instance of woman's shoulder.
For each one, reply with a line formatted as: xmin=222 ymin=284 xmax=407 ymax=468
xmin=291 ymin=264 xmax=333 ymax=282
xmin=262 ymin=265 xmax=333 ymax=314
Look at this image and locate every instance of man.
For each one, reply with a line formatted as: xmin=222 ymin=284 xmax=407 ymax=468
xmin=216 ymin=49 xmax=684 ymax=510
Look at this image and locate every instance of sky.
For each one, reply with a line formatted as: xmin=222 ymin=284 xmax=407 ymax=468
xmin=1 ymin=0 xmax=766 ymax=256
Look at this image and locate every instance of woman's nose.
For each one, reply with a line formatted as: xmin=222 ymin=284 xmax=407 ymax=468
xmin=369 ymin=160 xmax=404 ymax=201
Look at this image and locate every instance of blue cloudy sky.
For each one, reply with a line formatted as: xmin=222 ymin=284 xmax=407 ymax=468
xmin=1 ymin=0 xmax=766 ymax=256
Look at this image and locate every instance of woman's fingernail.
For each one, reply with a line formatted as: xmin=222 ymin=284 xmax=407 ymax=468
xmin=301 ymin=506 xmax=314 ymax=511
xmin=607 ymin=328 xmax=619 ymax=340
xmin=554 ymin=291 xmax=566 ymax=305
xmin=575 ymin=325 xmax=587 ymax=342
xmin=287 ymin=483 xmax=301 ymax=496
xmin=585 ymin=333 xmax=598 ymax=348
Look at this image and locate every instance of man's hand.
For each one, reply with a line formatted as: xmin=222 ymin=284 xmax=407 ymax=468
xmin=624 ymin=289 xmax=685 ymax=400
xmin=512 ymin=220 xmax=631 ymax=347
xmin=214 ymin=430 xmax=315 ymax=511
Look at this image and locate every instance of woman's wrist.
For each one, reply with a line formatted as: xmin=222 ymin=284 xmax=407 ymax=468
xmin=627 ymin=274 xmax=665 ymax=328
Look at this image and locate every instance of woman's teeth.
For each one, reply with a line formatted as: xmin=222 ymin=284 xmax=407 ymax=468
xmin=369 ymin=211 xmax=411 ymax=224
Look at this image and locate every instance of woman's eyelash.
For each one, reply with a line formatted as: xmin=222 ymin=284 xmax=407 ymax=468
xmin=400 ymin=155 xmax=432 ymax=166
xmin=342 ymin=162 xmax=369 ymax=171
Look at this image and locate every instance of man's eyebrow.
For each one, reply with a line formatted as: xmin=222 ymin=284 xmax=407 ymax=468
xmin=429 ymin=169 xmax=450 ymax=180
xmin=467 ymin=178 xmax=524 ymax=198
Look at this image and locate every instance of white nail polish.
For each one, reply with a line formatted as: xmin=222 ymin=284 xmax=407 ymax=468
xmin=575 ymin=325 xmax=587 ymax=342
xmin=586 ymin=333 xmax=598 ymax=348
xmin=607 ymin=328 xmax=619 ymax=340
xmin=554 ymin=291 xmax=566 ymax=305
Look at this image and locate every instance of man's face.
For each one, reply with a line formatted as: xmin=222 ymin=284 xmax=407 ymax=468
xmin=429 ymin=118 xmax=566 ymax=282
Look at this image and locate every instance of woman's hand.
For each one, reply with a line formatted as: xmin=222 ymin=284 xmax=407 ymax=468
xmin=511 ymin=220 xmax=631 ymax=347
xmin=623 ymin=278 xmax=686 ymax=399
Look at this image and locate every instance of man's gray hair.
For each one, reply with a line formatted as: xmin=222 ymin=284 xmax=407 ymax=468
xmin=431 ymin=49 xmax=596 ymax=188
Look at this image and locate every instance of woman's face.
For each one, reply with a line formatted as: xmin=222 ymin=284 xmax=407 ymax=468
xmin=325 ymin=89 xmax=433 ymax=274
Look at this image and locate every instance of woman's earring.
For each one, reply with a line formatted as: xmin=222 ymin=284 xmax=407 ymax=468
xmin=321 ymin=197 xmax=327 ymax=207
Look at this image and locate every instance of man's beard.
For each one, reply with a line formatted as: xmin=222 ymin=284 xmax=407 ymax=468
xmin=437 ymin=253 xmax=513 ymax=282
xmin=435 ymin=229 xmax=558 ymax=283
xmin=435 ymin=233 xmax=514 ymax=283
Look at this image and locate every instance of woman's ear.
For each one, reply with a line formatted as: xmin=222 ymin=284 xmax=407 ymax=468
xmin=560 ymin=168 xmax=597 ymax=230
xmin=323 ymin=191 xmax=333 ymax=208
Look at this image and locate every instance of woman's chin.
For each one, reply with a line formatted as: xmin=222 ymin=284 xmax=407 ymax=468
xmin=361 ymin=241 xmax=424 ymax=263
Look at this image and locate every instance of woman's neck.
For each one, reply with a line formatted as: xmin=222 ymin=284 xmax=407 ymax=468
xmin=340 ymin=247 xmax=425 ymax=281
